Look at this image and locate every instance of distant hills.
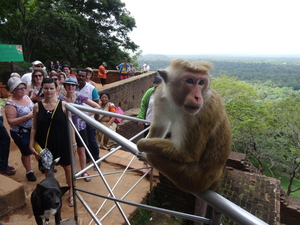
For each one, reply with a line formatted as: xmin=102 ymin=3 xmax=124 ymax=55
xmin=137 ymin=54 xmax=300 ymax=90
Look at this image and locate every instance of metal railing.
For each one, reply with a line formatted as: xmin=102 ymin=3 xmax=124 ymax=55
xmin=65 ymin=103 xmax=268 ymax=225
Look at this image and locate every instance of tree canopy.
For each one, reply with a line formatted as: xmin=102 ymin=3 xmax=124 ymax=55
xmin=212 ymin=75 xmax=300 ymax=197
xmin=0 ymin=0 xmax=138 ymax=68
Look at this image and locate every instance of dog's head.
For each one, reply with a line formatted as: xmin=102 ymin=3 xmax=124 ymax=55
xmin=36 ymin=184 xmax=69 ymax=209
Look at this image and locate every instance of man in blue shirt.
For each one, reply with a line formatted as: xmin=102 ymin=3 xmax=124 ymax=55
xmin=116 ymin=59 xmax=130 ymax=80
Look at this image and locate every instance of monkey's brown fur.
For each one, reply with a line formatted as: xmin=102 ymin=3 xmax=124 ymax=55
xmin=137 ymin=59 xmax=232 ymax=194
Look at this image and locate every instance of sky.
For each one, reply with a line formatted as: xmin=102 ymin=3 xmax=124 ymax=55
xmin=122 ymin=0 xmax=300 ymax=56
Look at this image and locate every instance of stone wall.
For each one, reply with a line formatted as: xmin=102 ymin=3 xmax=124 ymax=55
xmin=92 ymin=71 xmax=156 ymax=143
xmin=94 ymin=71 xmax=156 ymax=111
xmin=91 ymin=70 xmax=142 ymax=84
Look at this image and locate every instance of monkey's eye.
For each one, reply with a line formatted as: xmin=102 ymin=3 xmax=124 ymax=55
xmin=185 ymin=78 xmax=194 ymax=84
xmin=198 ymin=80 xmax=205 ymax=85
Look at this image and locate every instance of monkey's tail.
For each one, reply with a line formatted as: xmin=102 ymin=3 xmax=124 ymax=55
xmin=47 ymin=157 xmax=60 ymax=178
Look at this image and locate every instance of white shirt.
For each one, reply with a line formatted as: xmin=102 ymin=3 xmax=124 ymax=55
xmin=145 ymin=93 xmax=155 ymax=125
xmin=143 ymin=65 xmax=150 ymax=71
xmin=76 ymin=83 xmax=99 ymax=118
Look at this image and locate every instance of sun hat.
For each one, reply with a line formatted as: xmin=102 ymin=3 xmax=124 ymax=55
xmin=32 ymin=60 xmax=44 ymax=66
xmin=63 ymin=75 xmax=78 ymax=85
xmin=85 ymin=67 xmax=94 ymax=73
xmin=10 ymin=72 xmax=20 ymax=78
xmin=7 ymin=77 xmax=26 ymax=92
xmin=32 ymin=68 xmax=48 ymax=79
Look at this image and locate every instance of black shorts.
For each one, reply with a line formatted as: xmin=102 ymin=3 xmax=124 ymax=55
xmin=76 ymin=129 xmax=88 ymax=147
xmin=100 ymin=78 xmax=106 ymax=85
xmin=10 ymin=131 xmax=32 ymax=156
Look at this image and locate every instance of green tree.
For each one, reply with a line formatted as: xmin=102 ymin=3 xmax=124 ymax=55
xmin=0 ymin=0 xmax=138 ymax=68
xmin=212 ymin=75 xmax=280 ymax=172
xmin=273 ymin=97 xmax=300 ymax=195
xmin=213 ymin=76 xmax=300 ymax=195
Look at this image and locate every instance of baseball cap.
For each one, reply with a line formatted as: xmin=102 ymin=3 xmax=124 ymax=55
xmin=63 ymin=75 xmax=78 ymax=85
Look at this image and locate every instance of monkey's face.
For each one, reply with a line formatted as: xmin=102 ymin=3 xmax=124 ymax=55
xmin=170 ymin=72 xmax=209 ymax=115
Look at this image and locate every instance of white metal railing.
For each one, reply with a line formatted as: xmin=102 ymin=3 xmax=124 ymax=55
xmin=65 ymin=103 xmax=268 ymax=225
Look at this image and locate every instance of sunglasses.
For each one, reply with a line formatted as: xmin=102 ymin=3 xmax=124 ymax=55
xmin=15 ymin=86 xmax=26 ymax=91
xmin=34 ymin=65 xmax=43 ymax=68
xmin=65 ymin=83 xmax=77 ymax=86
xmin=33 ymin=74 xmax=43 ymax=78
xmin=53 ymin=78 xmax=58 ymax=81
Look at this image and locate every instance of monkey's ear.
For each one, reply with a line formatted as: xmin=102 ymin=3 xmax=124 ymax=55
xmin=157 ymin=70 xmax=168 ymax=83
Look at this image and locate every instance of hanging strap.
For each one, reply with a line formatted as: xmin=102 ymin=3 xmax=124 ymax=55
xmin=45 ymin=100 xmax=60 ymax=148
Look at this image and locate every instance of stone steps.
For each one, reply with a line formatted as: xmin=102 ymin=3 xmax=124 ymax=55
xmin=0 ymin=175 xmax=25 ymax=218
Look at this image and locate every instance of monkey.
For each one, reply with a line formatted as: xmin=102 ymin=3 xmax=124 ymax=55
xmin=137 ymin=59 xmax=232 ymax=194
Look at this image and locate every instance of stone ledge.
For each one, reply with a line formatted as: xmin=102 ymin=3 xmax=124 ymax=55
xmin=0 ymin=174 xmax=26 ymax=217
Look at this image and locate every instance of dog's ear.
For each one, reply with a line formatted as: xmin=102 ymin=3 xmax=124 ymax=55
xmin=36 ymin=184 xmax=46 ymax=195
xmin=60 ymin=186 xmax=70 ymax=196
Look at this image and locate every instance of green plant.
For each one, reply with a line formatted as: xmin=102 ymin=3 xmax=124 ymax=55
xmin=130 ymin=208 xmax=151 ymax=225
xmin=173 ymin=216 xmax=187 ymax=224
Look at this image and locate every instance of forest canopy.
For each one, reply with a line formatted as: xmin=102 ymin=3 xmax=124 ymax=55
xmin=138 ymin=55 xmax=300 ymax=90
xmin=0 ymin=0 xmax=138 ymax=68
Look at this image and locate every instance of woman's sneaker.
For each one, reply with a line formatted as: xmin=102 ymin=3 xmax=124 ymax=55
xmin=26 ymin=171 xmax=37 ymax=181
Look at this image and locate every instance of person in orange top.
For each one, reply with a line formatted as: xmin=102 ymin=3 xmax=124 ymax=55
xmin=96 ymin=92 xmax=118 ymax=150
xmin=98 ymin=62 xmax=108 ymax=86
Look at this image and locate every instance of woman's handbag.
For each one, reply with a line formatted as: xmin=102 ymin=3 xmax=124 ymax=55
xmin=114 ymin=107 xmax=124 ymax=123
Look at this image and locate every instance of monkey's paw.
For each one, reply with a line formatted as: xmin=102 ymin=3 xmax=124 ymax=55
xmin=136 ymin=152 xmax=148 ymax=163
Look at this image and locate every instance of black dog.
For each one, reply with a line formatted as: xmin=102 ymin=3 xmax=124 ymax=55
xmin=31 ymin=158 xmax=69 ymax=225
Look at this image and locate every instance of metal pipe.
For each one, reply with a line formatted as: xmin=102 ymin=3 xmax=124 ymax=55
xmin=65 ymin=103 xmax=138 ymax=155
xmin=77 ymin=188 xmax=211 ymax=224
xmin=195 ymin=190 xmax=268 ymax=225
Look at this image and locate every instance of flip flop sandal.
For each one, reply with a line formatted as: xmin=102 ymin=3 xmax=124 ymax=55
xmin=0 ymin=170 xmax=16 ymax=176
xmin=93 ymin=162 xmax=101 ymax=171
xmin=68 ymin=195 xmax=74 ymax=207
xmin=82 ymin=172 xmax=91 ymax=182
xmin=6 ymin=166 xmax=15 ymax=170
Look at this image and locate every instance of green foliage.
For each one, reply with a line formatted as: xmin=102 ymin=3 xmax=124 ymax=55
xmin=138 ymin=55 xmax=300 ymax=91
xmin=0 ymin=0 xmax=139 ymax=68
xmin=251 ymin=158 xmax=300 ymax=199
xmin=130 ymin=208 xmax=151 ymax=225
xmin=130 ymin=50 xmax=143 ymax=70
xmin=173 ymin=216 xmax=187 ymax=224
xmin=211 ymin=74 xmax=300 ymax=196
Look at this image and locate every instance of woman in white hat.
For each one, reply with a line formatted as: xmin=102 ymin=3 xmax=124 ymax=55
xmin=5 ymin=77 xmax=36 ymax=181
xmin=58 ymin=75 xmax=100 ymax=182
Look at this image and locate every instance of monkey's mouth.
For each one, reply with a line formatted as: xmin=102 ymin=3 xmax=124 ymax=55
xmin=184 ymin=105 xmax=200 ymax=114
xmin=184 ymin=105 xmax=200 ymax=110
